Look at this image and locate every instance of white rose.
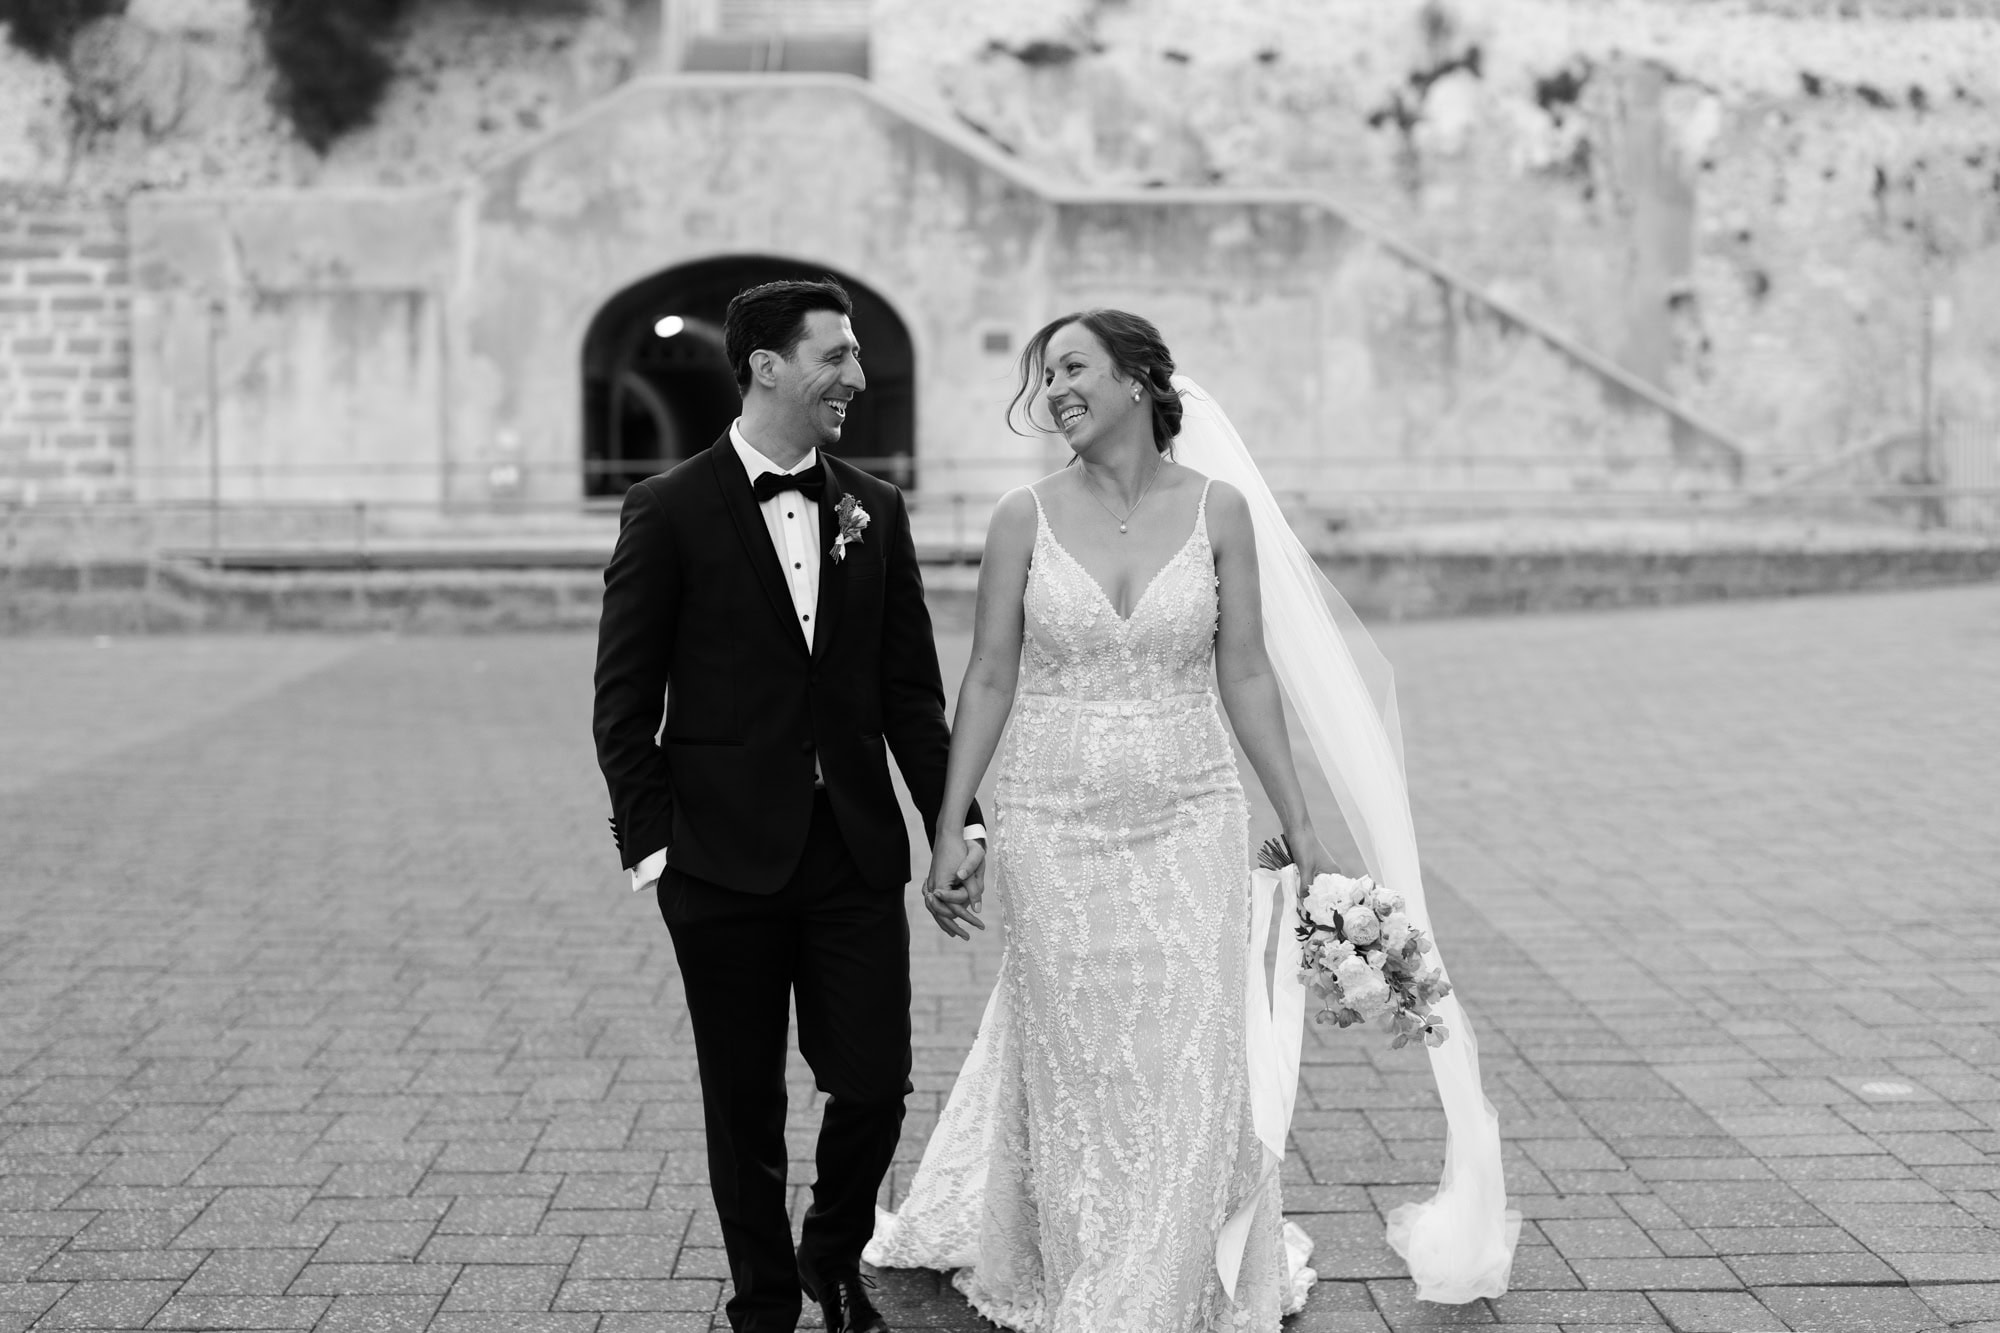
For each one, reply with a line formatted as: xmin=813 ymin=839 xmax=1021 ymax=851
xmin=1312 ymin=873 xmax=1369 ymax=913
xmin=1300 ymin=877 xmax=1347 ymax=928
xmin=1335 ymin=954 xmax=1395 ymax=1018
xmin=1340 ymin=903 xmax=1381 ymax=946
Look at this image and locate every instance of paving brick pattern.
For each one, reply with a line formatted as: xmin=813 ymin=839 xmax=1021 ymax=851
xmin=0 ymin=584 xmax=1996 ymax=1332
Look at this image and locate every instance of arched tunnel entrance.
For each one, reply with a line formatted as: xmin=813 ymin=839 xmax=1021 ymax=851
xmin=582 ymin=257 xmax=915 ymax=497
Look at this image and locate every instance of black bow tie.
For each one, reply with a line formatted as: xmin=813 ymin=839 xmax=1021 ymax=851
xmin=751 ymin=464 xmax=825 ymax=504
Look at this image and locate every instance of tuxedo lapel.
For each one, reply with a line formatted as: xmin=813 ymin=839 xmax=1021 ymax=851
xmin=710 ymin=439 xmax=809 ymax=656
xmin=810 ymin=462 xmax=846 ymax=664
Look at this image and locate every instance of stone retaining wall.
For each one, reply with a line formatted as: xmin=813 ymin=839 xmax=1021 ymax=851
xmin=7 ymin=546 xmax=1996 ymax=634
xmin=0 ymin=189 xmax=133 ymax=503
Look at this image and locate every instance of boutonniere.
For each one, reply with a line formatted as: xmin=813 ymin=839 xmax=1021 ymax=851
xmin=831 ymin=493 xmax=870 ymax=563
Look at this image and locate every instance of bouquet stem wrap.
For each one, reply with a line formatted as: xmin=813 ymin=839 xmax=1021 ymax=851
xmin=1175 ymin=377 xmax=1520 ymax=1304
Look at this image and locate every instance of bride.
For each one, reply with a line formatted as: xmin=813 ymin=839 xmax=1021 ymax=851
xmin=867 ymin=310 xmax=1518 ymax=1330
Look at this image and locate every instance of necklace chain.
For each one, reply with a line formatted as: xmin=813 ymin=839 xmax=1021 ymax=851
xmin=1080 ymin=458 xmax=1163 ymax=535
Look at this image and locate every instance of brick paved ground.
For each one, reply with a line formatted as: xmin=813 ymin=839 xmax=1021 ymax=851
xmin=0 ymin=584 xmax=1996 ymax=1332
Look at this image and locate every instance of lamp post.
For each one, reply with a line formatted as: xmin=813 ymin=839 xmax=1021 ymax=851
xmin=206 ymin=296 xmax=224 ymax=554
xmin=661 ymin=0 xmax=716 ymax=71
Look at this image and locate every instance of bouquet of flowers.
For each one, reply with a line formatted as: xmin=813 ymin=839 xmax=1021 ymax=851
xmin=1258 ymin=838 xmax=1452 ymax=1049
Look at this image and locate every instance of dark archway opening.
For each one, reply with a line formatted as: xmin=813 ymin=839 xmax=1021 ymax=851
xmin=582 ymin=257 xmax=915 ymax=497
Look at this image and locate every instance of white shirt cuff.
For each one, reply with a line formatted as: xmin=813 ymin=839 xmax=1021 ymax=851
xmin=630 ymin=847 xmax=668 ymax=893
xmin=636 ymin=828 xmax=976 ymax=891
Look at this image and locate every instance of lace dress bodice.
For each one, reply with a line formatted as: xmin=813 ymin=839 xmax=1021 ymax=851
xmin=1018 ymin=484 xmax=1219 ymax=702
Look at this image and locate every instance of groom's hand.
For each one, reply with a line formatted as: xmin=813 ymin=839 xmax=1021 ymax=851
xmin=952 ymin=840 xmax=986 ymax=912
xmin=923 ymin=835 xmax=985 ymax=940
xmin=923 ymin=879 xmax=983 ymax=939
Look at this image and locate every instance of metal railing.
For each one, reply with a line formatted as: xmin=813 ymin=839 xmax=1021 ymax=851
xmin=1940 ymin=417 xmax=2000 ymax=528
xmin=7 ymin=450 xmax=1997 ymax=574
xmin=1751 ymin=415 xmax=2000 ymax=530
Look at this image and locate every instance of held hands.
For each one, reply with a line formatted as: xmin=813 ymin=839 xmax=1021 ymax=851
xmin=923 ymin=830 xmax=987 ymax=940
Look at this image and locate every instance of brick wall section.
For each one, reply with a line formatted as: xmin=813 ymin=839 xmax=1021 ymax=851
xmin=0 ymin=188 xmax=134 ymax=503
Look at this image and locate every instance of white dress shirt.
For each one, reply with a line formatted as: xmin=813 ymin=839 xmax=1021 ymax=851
xmin=630 ymin=421 xmax=980 ymax=891
xmin=732 ymin=421 xmax=824 ymax=651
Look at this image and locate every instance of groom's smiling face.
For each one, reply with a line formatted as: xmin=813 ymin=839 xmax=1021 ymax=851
xmin=772 ymin=309 xmax=866 ymax=448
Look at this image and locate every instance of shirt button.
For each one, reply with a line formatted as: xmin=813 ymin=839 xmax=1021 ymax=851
xmin=802 ymin=614 xmax=810 ymax=621
xmin=794 ymin=562 xmax=801 ymax=569
xmin=787 ymin=511 xmax=795 ymax=519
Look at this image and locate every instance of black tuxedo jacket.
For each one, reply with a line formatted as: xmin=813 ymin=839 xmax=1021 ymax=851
xmin=592 ymin=435 xmax=976 ymax=895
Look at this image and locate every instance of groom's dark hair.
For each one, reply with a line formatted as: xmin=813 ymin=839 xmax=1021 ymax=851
xmin=723 ymin=278 xmax=855 ymax=392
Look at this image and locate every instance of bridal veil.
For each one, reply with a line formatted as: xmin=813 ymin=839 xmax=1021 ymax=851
xmin=1171 ymin=376 xmax=1521 ymax=1304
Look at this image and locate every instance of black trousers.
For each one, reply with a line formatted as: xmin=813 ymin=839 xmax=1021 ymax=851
xmin=659 ymin=789 xmax=912 ymax=1333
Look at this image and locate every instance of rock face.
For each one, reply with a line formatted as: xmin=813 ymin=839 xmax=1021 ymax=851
xmin=876 ymin=0 xmax=2000 ymax=462
xmin=3 ymin=0 xmax=1997 ymax=506
xmin=0 ymin=0 xmax=654 ymax=502
xmin=0 ymin=0 xmax=647 ymax=192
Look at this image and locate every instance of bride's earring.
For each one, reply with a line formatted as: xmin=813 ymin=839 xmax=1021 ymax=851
xmin=1131 ymin=386 xmax=1142 ymax=402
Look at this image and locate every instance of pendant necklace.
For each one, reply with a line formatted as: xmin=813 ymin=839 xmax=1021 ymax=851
xmin=1081 ymin=458 xmax=1163 ymax=534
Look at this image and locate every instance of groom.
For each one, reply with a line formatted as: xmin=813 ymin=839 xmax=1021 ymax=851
xmin=592 ymin=277 xmax=982 ymax=1333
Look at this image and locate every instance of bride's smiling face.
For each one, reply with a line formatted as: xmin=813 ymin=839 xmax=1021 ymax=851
xmin=1042 ymin=322 xmax=1141 ymax=452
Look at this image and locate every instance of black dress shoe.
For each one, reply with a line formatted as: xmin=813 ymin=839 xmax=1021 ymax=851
xmin=815 ymin=1270 xmax=888 ymax=1333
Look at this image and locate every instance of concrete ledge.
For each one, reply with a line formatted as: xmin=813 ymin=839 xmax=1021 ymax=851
xmin=1308 ymin=517 xmax=2000 ymax=619
xmin=0 ymin=560 xmax=606 ymax=634
xmin=1318 ymin=545 xmax=2000 ymax=620
xmin=5 ymin=539 xmax=1998 ymax=633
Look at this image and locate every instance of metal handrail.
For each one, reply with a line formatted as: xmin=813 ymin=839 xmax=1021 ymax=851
xmin=1753 ymin=428 xmax=1921 ymax=494
xmin=27 ymin=454 xmax=1753 ymax=482
xmin=8 ymin=485 xmax=1998 ymax=527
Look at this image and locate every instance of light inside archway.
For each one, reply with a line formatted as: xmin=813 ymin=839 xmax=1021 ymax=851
xmin=653 ymin=315 xmax=686 ymax=339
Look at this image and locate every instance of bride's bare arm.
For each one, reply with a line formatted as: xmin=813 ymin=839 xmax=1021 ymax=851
xmin=1209 ymin=482 xmax=1339 ymax=883
xmin=923 ymin=487 xmax=1036 ymax=936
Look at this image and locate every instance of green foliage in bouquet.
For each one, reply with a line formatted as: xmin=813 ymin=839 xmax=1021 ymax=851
xmin=0 ymin=0 xmax=126 ymax=62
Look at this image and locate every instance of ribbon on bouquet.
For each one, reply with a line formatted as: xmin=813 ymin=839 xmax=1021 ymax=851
xmin=1216 ymin=865 xmax=1307 ymax=1297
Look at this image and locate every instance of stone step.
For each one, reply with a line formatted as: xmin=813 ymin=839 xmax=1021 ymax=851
xmin=7 ymin=533 xmax=1998 ymax=634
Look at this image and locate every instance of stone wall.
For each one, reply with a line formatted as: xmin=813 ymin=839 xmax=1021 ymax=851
xmin=0 ymin=189 xmax=133 ymax=502
xmin=129 ymin=78 xmax=1743 ymax=509
xmin=0 ymin=0 xmax=651 ymax=194
xmin=0 ymin=0 xmax=645 ymax=504
xmin=8 ymin=0 xmax=1998 ymax=510
xmin=873 ymin=0 xmax=2000 ymax=464
xmin=129 ymin=188 xmax=458 ymax=507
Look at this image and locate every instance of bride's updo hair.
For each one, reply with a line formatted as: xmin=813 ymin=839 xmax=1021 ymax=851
xmin=1008 ymin=309 xmax=1184 ymax=455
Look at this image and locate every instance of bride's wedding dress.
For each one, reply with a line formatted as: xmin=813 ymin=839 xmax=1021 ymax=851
xmin=866 ymin=482 xmax=1316 ymax=1331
